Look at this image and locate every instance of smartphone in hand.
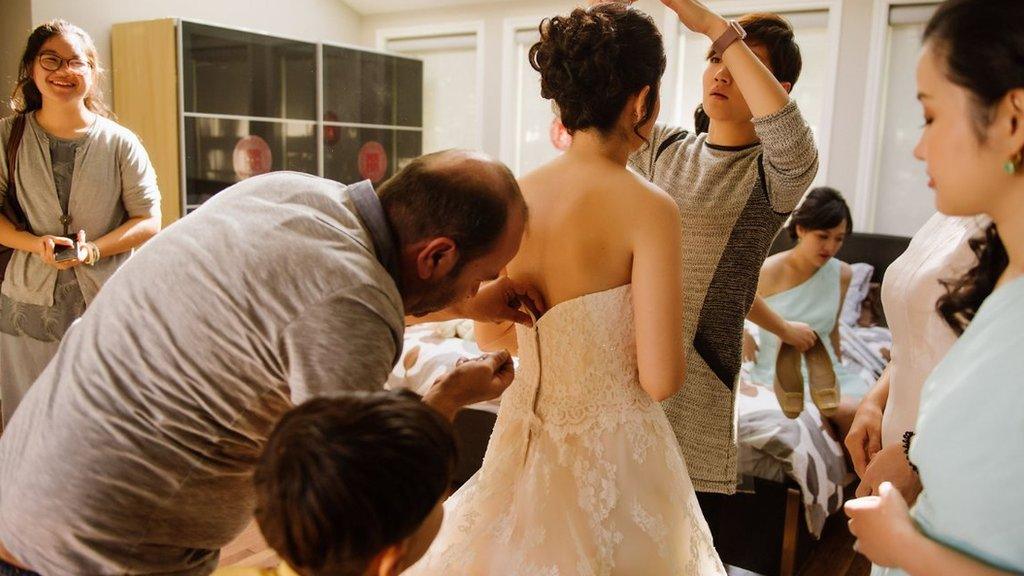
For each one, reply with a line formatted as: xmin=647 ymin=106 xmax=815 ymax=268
xmin=53 ymin=239 xmax=78 ymax=263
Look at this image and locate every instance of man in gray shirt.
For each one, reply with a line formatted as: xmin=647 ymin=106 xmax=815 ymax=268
xmin=0 ymin=150 xmax=531 ymax=575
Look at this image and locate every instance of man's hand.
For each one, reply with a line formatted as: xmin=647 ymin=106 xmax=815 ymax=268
xmin=781 ymin=321 xmax=817 ymax=352
xmin=660 ymin=0 xmax=727 ymax=38
xmin=856 ymin=444 xmax=922 ymax=504
xmin=845 ymin=396 xmax=885 ymax=477
xmin=461 ymin=277 xmax=546 ymax=327
xmin=845 ymin=482 xmax=918 ymax=568
xmin=422 ymin=351 xmax=516 ymax=420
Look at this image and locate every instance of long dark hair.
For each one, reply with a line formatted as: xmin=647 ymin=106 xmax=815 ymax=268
xmin=926 ymin=0 xmax=1024 ymax=334
xmin=9 ymin=19 xmax=110 ymax=117
xmin=529 ymin=3 xmax=666 ymax=143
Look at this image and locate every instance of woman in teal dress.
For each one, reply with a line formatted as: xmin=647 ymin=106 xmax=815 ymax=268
xmin=844 ymin=0 xmax=1024 ymax=574
xmin=747 ymin=187 xmax=866 ymax=434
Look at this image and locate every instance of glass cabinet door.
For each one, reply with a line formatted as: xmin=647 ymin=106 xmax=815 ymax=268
xmin=184 ymin=117 xmax=317 ymax=207
xmin=322 ymin=45 xmax=422 ymax=127
xmin=323 ymin=127 xmax=421 ymax=186
xmin=182 ymin=22 xmax=316 ymax=120
xmin=179 ymin=23 xmax=423 ymax=210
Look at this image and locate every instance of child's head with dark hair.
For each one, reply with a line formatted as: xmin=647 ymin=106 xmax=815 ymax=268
xmin=697 ymin=13 xmax=802 ymax=130
xmin=787 ymin=187 xmax=853 ymax=266
xmin=254 ymin=391 xmax=457 ymax=576
xmin=529 ymin=3 xmax=666 ymax=146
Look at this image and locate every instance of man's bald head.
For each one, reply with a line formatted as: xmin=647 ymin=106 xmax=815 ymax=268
xmin=378 ymin=149 xmax=526 ymax=268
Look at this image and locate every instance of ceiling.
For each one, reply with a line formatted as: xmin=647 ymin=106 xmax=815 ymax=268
xmin=343 ymin=0 xmax=514 ymax=16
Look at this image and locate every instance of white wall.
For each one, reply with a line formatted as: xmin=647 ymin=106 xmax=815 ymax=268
xmin=361 ymin=0 xmax=666 ymax=159
xmin=0 ymin=0 xmax=34 ymax=118
xmin=825 ymin=0 xmax=875 ymax=219
xmin=26 ymin=0 xmax=363 ymax=113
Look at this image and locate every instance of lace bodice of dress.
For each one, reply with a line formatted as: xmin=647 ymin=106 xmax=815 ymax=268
xmin=503 ymin=284 xmax=662 ymax=433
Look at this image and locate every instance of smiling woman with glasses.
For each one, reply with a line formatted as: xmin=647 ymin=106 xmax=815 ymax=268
xmin=0 ymin=19 xmax=162 ymax=432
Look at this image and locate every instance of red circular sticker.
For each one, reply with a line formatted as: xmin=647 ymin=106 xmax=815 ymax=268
xmin=550 ymin=117 xmax=573 ymax=151
xmin=358 ymin=141 xmax=388 ymax=183
xmin=232 ymin=135 xmax=272 ymax=179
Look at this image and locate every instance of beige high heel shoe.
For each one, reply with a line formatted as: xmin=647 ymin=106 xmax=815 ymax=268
xmin=773 ymin=343 xmax=804 ymax=419
xmin=805 ymin=340 xmax=839 ymax=417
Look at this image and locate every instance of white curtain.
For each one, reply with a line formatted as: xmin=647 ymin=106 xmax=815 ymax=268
xmin=508 ymin=28 xmax=565 ymax=176
xmin=869 ymin=4 xmax=939 ymax=236
xmin=387 ymin=33 xmax=480 ymax=153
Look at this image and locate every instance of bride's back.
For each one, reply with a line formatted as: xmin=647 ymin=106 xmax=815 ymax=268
xmin=508 ymin=151 xmax=660 ymax=310
xmin=477 ymin=4 xmax=685 ymax=402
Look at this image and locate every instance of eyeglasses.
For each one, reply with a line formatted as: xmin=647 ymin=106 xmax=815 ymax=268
xmin=38 ymin=53 xmax=91 ymax=74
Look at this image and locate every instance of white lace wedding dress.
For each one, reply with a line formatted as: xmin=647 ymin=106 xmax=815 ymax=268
xmin=409 ymin=285 xmax=726 ymax=575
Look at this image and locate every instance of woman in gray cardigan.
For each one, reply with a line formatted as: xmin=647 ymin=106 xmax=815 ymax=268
xmin=0 ymin=20 xmax=161 ymax=425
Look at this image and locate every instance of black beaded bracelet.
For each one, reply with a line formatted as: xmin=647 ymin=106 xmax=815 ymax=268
xmin=902 ymin=430 xmax=919 ymax=474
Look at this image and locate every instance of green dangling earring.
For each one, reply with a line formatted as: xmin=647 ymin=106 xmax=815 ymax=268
xmin=1007 ymin=153 xmax=1022 ymax=175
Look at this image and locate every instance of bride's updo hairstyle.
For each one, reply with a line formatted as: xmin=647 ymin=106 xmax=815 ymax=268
xmin=529 ymin=3 xmax=666 ymax=142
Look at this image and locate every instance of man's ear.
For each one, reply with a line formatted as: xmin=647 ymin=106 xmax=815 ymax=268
xmin=369 ymin=540 xmax=408 ymax=576
xmin=781 ymin=81 xmax=793 ymax=94
xmin=414 ymin=238 xmax=459 ymax=281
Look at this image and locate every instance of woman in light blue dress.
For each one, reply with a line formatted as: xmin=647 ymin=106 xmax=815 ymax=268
xmin=747 ymin=187 xmax=866 ymax=433
xmin=844 ymin=1 xmax=1024 ymax=574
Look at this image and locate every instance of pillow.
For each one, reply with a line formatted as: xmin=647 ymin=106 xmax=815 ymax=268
xmin=840 ymin=263 xmax=874 ymax=327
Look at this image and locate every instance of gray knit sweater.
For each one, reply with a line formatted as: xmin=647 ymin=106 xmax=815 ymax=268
xmin=629 ymin=100 xmax=818 ymax=494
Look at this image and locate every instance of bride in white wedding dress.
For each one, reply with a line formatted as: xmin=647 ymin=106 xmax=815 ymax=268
xmin=407 ymin=4 xmax=725 ymax=575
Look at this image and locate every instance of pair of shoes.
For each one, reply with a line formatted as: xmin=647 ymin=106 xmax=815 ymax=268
xmin=772 ymin=340 xmax=839 ymax=419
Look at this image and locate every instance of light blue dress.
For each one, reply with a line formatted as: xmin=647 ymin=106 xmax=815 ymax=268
xmin=749 ymin=258 xmax=868 ymax=398
xmin=873 ymin=276 xmax=1024 ymax=575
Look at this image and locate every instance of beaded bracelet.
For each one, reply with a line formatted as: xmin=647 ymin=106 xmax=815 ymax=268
xmin=902 ymin=430 xmax=919 ymax=474
xmin=83 ymin=242 xmax=101 ymax=266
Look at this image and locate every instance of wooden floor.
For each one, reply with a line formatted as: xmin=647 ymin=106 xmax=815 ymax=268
xmin=221 ymin=513 xmax=872 ymax=576
xmin=797 ymin=511 xmax=871 ymax=576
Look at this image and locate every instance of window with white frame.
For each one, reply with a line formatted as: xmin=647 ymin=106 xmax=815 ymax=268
xmin=674 ymin=10 xmax=831 ymax=145
xmin=868 ymin=4 xmax=938 ymax=236
xmin=385 ymin=33 xmax=481 ymax=153
xmin=503 ymin=26 xmax=565 ymax=176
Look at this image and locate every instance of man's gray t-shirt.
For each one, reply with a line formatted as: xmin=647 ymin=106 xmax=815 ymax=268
xmin=0 ymin=172 xmax=405 ymax=575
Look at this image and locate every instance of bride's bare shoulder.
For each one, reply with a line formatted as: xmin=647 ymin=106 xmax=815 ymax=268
xmin=614 ymin=168 xmax=679 ymax=216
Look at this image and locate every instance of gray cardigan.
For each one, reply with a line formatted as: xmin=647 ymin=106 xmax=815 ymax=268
xmin=0 ymin=113 xmax=160 ymax=307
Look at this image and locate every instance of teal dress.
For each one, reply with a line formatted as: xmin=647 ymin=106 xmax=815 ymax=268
xmin=749 ymin=258 xmax=867 ymax=398
xmin=874 ymin=277 xmax=1024 ymax=575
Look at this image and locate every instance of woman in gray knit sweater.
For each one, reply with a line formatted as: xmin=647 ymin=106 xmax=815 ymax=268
xmin=0 ymin=21 xmax=161 ymax=425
